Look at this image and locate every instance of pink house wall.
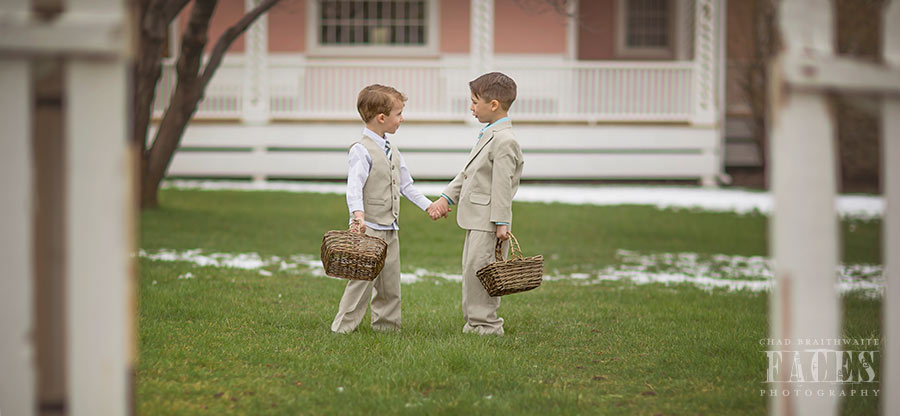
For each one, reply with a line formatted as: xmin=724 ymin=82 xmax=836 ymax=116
xmin=181 ymin=0 xmax=305 ymax=54
xmin=440 ymin=0 xmax=469 ymax=53
xmin=577 ymin=0 xmax=615 ymax=60
xmin=494 ymin=0 xmax=566 ymax=54
xmin=193 ymin=0 xmax=569 ymax=55
xmin=440 ymin=0 xmax=567 ymax=54
xmin=269 ymin=0 xmax=306 ymax=52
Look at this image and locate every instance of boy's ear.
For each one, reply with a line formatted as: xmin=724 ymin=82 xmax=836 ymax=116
xmin=376 ymin=113 xmax=386 ymax=123
xmin=490 ymin=99 xmax=500 ymax=112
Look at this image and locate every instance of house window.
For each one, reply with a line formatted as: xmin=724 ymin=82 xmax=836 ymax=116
xmin=625 ymin=0 xmax=669 ymax=48
xmin=617 ymin=0 xmax=675 ymax=58
xmin=309 ymin=0 xmax=438 ymax=56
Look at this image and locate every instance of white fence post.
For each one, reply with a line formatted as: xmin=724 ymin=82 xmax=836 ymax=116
xmin=66 ymin=60 xmax=135 ymax=416
xmin=769 ymin=1 xmax=839 ymax=415
xmin=882 ymin=1 xmax=900 ymax=414
xmin=0 ymin=57 xmax=36 ymax=416
xmin=64 ymin=0 xmax=135 ymax=414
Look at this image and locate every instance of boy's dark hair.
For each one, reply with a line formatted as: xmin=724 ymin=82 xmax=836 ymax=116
xmin=357 ymin=84 xmax=407 ymax=122
xmin=469 ymin=72 xmax=517 ymax=111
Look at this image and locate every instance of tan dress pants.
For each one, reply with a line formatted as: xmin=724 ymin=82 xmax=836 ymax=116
xmin=331 ymin=228 xmax=401 ymax=333
xmin=461 ymin=229 xmax=509 ymax=335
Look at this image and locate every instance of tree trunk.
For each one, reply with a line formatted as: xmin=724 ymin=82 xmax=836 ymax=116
xmin=134 ymin=0 xmax=169 ymax=208
xmin=138 ymin=0 xmax=281 ymax=209
xmin=133 ymin=0 xmax=167 ymax=151
xmin=141 ymin=0 xmax=216 ymax=209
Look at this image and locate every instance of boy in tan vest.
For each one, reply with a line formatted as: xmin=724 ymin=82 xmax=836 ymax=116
xmin=428 ymin=72 xmax=524 ymax=336
xmin=331 ymin=84 xmax=440 ymax=333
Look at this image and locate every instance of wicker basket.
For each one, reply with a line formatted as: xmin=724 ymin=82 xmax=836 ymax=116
xmin=320 ymin=220 xmax=388 ymax=280
xmin=476 ymin=233 xmax=543 ymax=297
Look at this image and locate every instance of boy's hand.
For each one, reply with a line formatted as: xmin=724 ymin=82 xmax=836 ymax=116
xmin=352 ymin=211 xmax=366 ymax=233
xmin=427 ymin=199 xmax=450 ymax=220
xmin=496 ymin=224 xmax=509 ymax=240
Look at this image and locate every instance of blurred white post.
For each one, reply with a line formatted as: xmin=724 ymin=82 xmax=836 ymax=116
xmin=242 ymin=0 xmax=270 ymax=125
xmin=0 ymin=9 xmax=36 ymax=416
xmin=768 ymin=1 xmax=839 ymax=416
xmin=65 ymin=0 xmax=134 ymax=414
xmin=882 ymin=1 xmax=900 ymax=414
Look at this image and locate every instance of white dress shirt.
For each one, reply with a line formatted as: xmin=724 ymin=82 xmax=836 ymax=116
xmin=347 ymin=128 xmax=432 ymax=230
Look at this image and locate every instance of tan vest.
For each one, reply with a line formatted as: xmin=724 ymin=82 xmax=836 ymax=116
xmin=358 ymin=137 xmax=401 ymax=225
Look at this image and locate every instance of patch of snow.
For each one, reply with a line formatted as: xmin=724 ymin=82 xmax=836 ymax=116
xmin=162 ymin=180 xmax=884 ymax=219
xmin=138 ymin=248 xmax=883 ymax=296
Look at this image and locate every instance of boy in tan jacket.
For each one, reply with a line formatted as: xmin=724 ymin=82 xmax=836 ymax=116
xmin=331 ymin=84 xmax=440 ymax=334
xmin=428 ymin=72 xmax=524 ymax=335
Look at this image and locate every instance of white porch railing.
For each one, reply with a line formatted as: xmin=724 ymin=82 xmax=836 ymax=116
xmin=153 ymin=58 xmax=696 ymax=123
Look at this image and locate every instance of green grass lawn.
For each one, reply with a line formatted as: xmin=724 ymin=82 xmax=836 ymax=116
xmin=137 ymin=188 xmax=883 ymax=415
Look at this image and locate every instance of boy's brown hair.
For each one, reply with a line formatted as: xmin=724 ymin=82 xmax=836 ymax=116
xmin=357 ymin=84 xmax=407 ymax=122
xmin=469 ymin=72 xmax=517 ymax=111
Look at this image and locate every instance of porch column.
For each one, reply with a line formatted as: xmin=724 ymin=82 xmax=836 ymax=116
xmin=882 ymin=1 xmax=900 ymax=414
xmin=470 ymin=0 xmax=493 ymax=77
xmin=692 ymin=0 xmax=722 ymax=186
xmin=242 ymin=0 xmax=270 ymax=124
xmin=692 ymin=0 xmax=717 ymax=125
xmin=565 ymin=0 xmax=577 ymax=60
xmin=768 ymin=1 xmax=839 ymax=415
xmin=468 ymin=0 xmax=494 ymax=125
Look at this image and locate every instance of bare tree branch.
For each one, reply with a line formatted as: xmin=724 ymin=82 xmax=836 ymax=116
xmin=164 ymin=0 xmax=192 ymax=22
xmin=200 ymin=0 xmax=280 ymax=88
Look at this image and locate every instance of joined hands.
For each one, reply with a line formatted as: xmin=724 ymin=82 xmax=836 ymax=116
xmin=427 ymin=198 xmax=451 ymax=220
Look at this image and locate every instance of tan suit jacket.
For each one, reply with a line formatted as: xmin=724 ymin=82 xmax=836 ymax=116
xmin=442 ymin=119 xmax=524 ymax=232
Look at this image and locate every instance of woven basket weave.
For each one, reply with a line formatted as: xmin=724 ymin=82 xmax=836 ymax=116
xmin=320 ymin=220 xmax=387 ymax=280
xmin=476 ymin=233 xmax=543 ymax=297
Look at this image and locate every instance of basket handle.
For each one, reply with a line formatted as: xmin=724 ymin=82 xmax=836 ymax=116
xmin=494 ymin=232 xmax=524 ymax=261
xmin=349 ymin=218 xmax=365 ymax=234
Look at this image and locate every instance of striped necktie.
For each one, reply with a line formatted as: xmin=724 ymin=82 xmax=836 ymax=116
xmin=384 ymin=140 xmax=392 ymax=160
